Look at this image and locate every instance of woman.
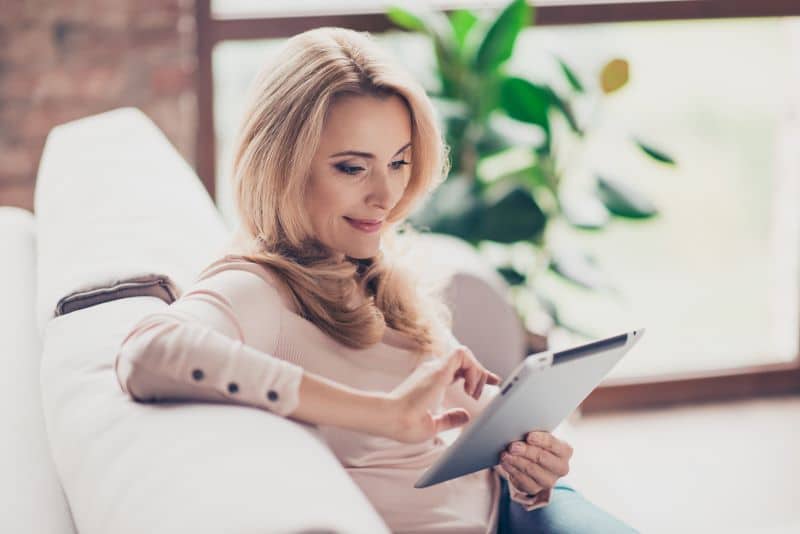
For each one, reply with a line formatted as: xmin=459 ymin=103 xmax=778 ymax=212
xmin=115 ymin=27 xmax=637 ymax=534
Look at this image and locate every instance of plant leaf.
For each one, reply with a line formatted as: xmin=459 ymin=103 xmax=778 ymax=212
xmin=595 ymin=175 xmax=658 ymax=218
xmin=550 ymin=94 xmax=582 ymax=135
xmin=487 ymin=113 xmax=547 ymax=145
xmin=600 ymin=58 xmax=629 ymax=94
xmin=499 ymin=76 xmax=579 ymax=136
xmin=449 ymin=9 xmax=478 ymax=49
xmin=634 ymin=138 xmax=676 ymax=165
xmin=499 ymin=77 xmax=552 ymax=130
xmin=559 ymin=191 xmax=610 ymax=229
xmin=387 ymin=3 xmax=455 ymax=60
xmin=497 ymin=265 xmax=527 ymax=286
xmin=477 ymin=183 xmax=547 ymax=243
xmin=555 ymin=55 xmax=584 ymax=93
xmin=548 ymin=246 xmax=611 ymax=291
xmin=386 ymin=6 xmax=427 ymax=32
xmin=476 ymin=146 xmax=537 ymax=184
xmin=474 ymin=0 xmax=532 ymax=72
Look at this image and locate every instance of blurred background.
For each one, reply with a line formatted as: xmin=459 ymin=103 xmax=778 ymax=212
xmin=3 ymin=1 xmax=800 ymax=532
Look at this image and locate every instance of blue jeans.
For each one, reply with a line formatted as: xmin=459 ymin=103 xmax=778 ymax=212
xmin=496 ymin=478 xmax=640 ymax=533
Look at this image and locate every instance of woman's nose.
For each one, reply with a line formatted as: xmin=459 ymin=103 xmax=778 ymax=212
xmin=367 ymin=169 xmax=400 ymax=209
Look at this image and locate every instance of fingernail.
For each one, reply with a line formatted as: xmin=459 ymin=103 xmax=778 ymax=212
xmin=501 ymin=453 xmax=509 ymax=461
xmin=511 ymin=443 xmax=524 ymax=454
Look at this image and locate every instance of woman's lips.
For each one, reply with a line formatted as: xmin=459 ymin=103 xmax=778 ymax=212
xmin=344 ymin=217 xmax=383 ymax=233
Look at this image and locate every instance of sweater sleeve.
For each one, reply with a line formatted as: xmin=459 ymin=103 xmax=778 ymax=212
xmin=114 ymin=267 xmax=304 ymax=417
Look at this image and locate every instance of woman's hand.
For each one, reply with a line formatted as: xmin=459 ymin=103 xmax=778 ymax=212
xmin=383 ymin=346 xmax=501 ymax=444
xmin=497 ymin=431 xmax=573 ymax=497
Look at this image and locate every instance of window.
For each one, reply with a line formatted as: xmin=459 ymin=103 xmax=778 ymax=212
xmin=198 ymin=0 xmax=800 ymax=408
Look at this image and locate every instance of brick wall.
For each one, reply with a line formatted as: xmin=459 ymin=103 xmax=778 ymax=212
xmin=0 ymin=0 xmax=197 ymax=211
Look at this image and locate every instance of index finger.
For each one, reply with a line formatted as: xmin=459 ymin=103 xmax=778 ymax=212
xmin=526 ymin=431 xmax=573 ymax=459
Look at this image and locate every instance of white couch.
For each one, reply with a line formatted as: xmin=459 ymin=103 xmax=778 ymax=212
xmin=0 ymin=108 xmax=532 ymax=534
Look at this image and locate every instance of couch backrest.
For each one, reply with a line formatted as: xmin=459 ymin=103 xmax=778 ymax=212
xmin=33 ymin=107 xmax=231 ymax=337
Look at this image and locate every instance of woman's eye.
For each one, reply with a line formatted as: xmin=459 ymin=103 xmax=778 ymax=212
xmin=390 ymin=160 xmax=410 ymax=171
xmin=335 ymin=164 xmax=364 ymax=176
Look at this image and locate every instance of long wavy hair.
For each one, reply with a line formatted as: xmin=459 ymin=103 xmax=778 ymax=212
xmin=226 ymin=27 xmax=452 ymax=356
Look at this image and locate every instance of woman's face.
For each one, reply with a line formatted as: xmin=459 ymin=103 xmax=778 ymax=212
xmin=306 ymin=94 xmax=412 ymax=260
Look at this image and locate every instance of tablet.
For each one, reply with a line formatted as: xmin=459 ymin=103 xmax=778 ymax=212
xmin=415 ymin=328 xmax=646 ymax=489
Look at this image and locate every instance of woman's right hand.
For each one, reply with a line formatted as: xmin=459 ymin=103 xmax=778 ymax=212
xmin=382 ymin=346 xmax=501 ymax=444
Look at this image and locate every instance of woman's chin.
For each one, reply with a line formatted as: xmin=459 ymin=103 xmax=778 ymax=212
xmin=344 ymin=242 xmax=380 ymax=260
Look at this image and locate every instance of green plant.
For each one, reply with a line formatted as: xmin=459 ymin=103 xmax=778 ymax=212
xmin=387 ymin=0 xmax=676 ymax=337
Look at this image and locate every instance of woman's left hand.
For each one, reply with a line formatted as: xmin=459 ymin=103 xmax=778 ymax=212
xmin=498 ymin=431 xmax=573 ymax=496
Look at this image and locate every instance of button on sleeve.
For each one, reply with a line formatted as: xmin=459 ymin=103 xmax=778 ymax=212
xmin=226 ymin=340 xmax=303 ymax=416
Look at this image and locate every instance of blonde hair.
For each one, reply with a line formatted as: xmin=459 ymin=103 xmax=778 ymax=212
xmin=228 ymin=27 xmax=452 ymax=355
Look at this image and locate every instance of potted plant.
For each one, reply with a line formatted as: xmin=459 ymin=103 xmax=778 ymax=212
xmin=388 ymin=0 xmax=676 ymax=350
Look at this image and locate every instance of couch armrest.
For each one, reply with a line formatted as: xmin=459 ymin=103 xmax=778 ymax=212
xmin=40 ymin=296 xmax=390 ymax=534
xmin=0 ymin=207 xmax=77 ymax=534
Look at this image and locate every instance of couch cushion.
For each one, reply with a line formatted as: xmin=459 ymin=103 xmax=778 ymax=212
xmin=398 ymin=232 xmax=526 ymax=379
xmin=39 ymin=296 xmax=390 ymax=534
xmin=33 ymin=107 xmax=230 ymax=335
xmin=0 ymin=207 xmax=77 ymax=534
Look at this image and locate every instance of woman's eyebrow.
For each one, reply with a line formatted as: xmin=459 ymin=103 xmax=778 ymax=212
xmin=329 ymin=141 xmax=412 ymax=159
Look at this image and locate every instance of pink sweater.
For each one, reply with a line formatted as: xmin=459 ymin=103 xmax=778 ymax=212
xmin=115 ymin=254 xmax=551 ymax=533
